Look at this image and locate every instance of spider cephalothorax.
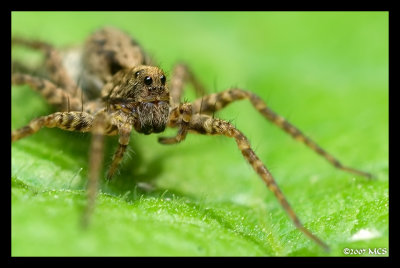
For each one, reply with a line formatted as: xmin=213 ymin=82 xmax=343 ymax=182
xmin=102 ymin=66 xmax=170 ymax=134
xmin=11 ymin=27 xmax=373 ymax=251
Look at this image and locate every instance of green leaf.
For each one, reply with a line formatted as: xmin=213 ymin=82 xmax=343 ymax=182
xmin=11 ymin=11 xmax=388 ymax=256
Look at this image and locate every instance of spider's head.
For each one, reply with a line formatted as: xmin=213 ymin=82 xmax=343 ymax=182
xmin=132 ymin=65 xmax=169 ymax=101
xmin=132 ymin=66 xmax=170 ymax=134
xmin=102 ymin=65 xmax=170 ymax=135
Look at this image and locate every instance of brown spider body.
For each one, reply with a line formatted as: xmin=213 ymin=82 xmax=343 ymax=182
xmin=102 ymin=66 xmax=170 ymax=135
xmin=79 ymin=26 xmax=153 ymax=99
xmin=12 ymin=27 xmax=372 ymax=252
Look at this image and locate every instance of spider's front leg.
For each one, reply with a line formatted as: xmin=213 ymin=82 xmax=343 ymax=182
xmin=83 ymin=111 xmax=107 ymax=227
xmin=82 ymin=110 xmax=132 ymax=226
xmin=158 ymin=103 xmax=192 ymax=144
xmin=11 ymin=108 xmax=102 ymax=227
xmin=191 ymin=88 xmax=373 ymax=179
xmin=11 ymin=111 xmax=95 ymax=142
xmin=159 ymin=103 xmax=330 ymax=251
xmin=106 ymin=123 xmax=133 ymax=180
xmin=10 ymin=107 xmax=121 ymax=227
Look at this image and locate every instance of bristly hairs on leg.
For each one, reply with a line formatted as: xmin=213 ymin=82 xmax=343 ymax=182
xmin=199 ymin=96 xmax=205 ymax=115
xmin=123 ymin=142 xmax=135 ymax=162
xmin=66 ymin=93 xmax=70 ymax=112
xmin=75 ymin=71 xmax=85 ymax=113
xmin=212 ymin=99 xmax=218 ymax=119
xmin=81 ymin=90 xmax=84 ymax=113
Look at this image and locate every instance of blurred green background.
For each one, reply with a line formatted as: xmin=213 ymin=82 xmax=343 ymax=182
xmin=11 ymin=11 xmax=388 ymax=256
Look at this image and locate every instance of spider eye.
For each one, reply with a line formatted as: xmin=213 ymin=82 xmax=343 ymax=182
xmin=135 ymin=71 xmax=141 ymax=78
xmin=144 ymin=76 xmax=152 ymax=85
xmin=160 ymin=75 xmax=166 ymax=85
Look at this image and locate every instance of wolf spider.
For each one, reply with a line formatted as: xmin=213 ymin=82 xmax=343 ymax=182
xmin=11 ymin=27 xmax=372 ymax=251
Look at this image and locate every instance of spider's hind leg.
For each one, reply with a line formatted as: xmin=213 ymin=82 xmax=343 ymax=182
xmin=12 ymin=37 xmax=80 ymax=97
xmin=12 ymin=73 xmax=83 ymax=112
xmin=169 ymin=63 xmax=207 ymax=107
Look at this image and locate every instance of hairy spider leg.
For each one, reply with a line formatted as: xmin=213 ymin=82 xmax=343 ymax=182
xmin=159 ymin=104 xmax=330 ymax=251
xmin=106 ymin=123 xmax=133 ymax=180
xmin=10 ymin=107 xmax=119 ymax=227
xmin=12 ymin=73 xmax=83 ymax=112
xmin=12 ymin=37 xmax=83 ymax=98
xmin=191 ymin=89 xmax=372 ymax=179
xmin=158 ymin=103 xmax=192 ymax=144
xmin=83 ymin=111 xmax=107 ymax=228
xmin=169 ymin=63 xmax=207 ymax=107
xmin=11 ymin=111 xmax=95 ymax=142
xmin=12 ymin=60 xmax=40 ymax=75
